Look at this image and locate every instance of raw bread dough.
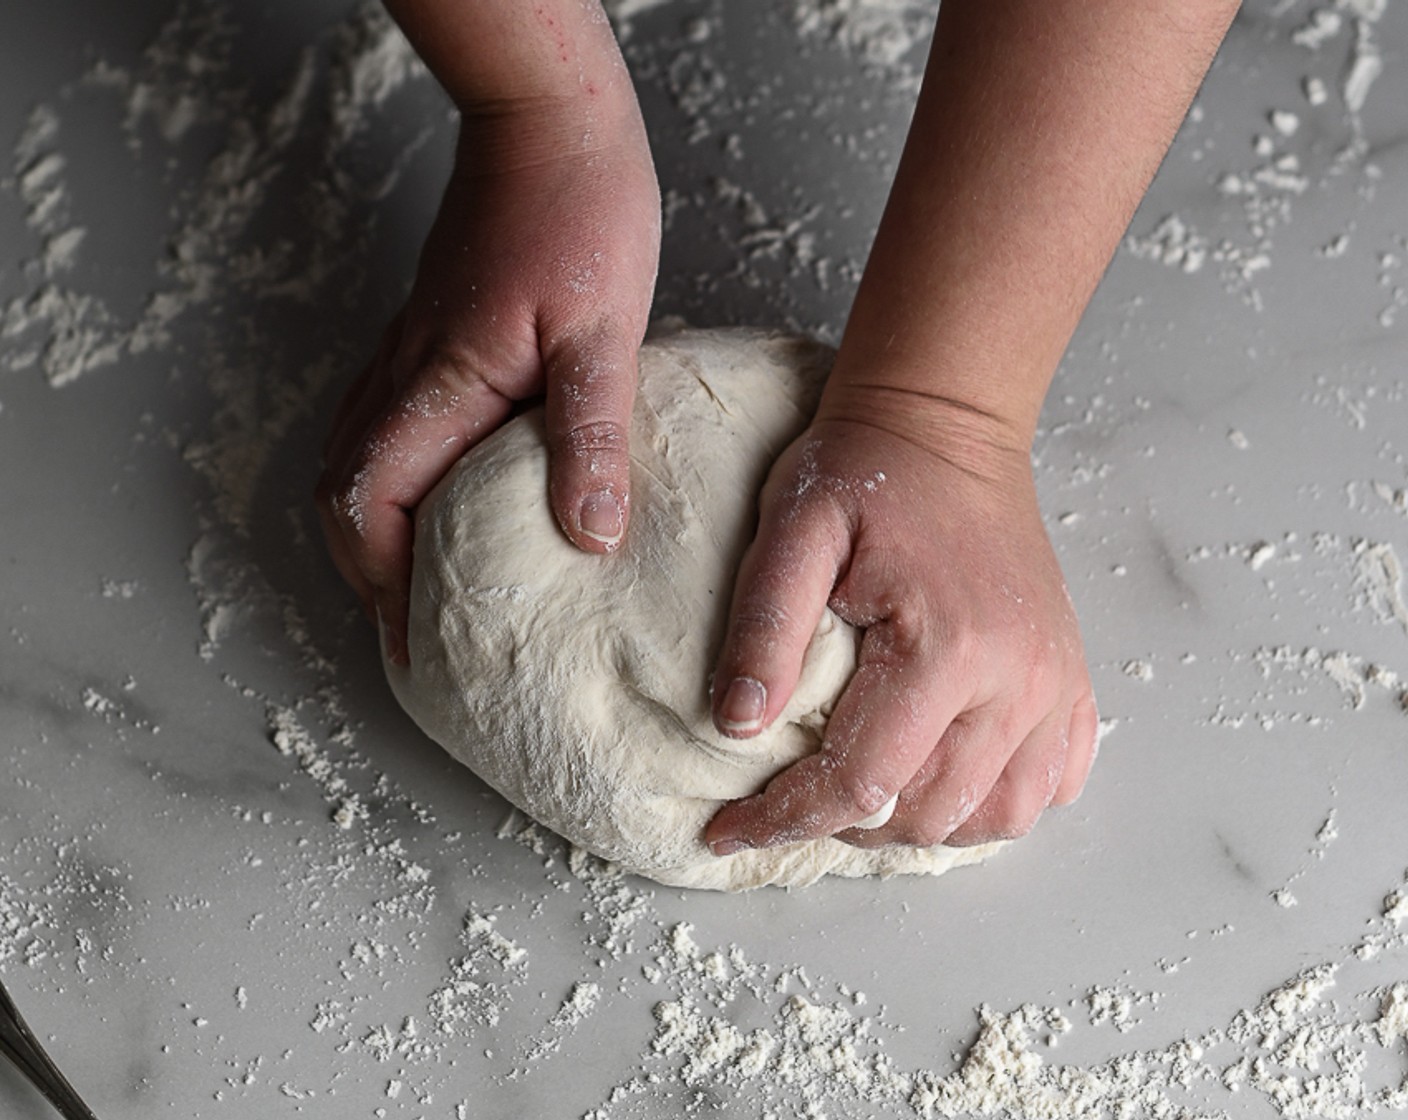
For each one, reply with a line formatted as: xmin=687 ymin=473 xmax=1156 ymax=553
xmin=386 ymin=327 xmax=1001 ymax=890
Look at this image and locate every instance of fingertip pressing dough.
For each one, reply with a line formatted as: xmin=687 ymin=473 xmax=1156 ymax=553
xmin=385 ymin=326 xmax=1001 ymax=890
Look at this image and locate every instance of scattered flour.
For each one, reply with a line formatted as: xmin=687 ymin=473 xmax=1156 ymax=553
xmin=1126 ymin=214 xmax=1209 ymax=274
xmin=1085 ymin=983 xmax=1161 ymax=1033
xmin=792 ymin=0 xmax=937 ymax=66
xmin=1123 ymin=658 xmax=1155 ymax=683
xmin=3 ymin=3 xmax=1407 ymax=1118
xmin=1127 ymin=0 xmax=1394 ymax=311
xmin=1354 ymin=540 xmax=1408 ymax=636
xmin=601 ymin=0 xmax=676 ymax=34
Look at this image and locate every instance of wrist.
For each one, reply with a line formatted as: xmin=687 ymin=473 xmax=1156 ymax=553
xmin=817 ymin=317 xmax=1048 ymax=464
xmin=457 ymin=95 xmax=644 ymax=171
xmin=388 ymin=0 xmax=636 ymax=122
xmin=825 ymin=235 xmax=1062 ymax=452
xmin=813 ymin=376 xmax=1035 ymax=490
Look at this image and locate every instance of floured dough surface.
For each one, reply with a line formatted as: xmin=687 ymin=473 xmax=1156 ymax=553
xmin=386 ymin=327 xmax=1000 ymax=890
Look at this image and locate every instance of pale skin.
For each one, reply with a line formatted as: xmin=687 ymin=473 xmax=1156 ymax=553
xmin=317 ymin=0 xmax=1241 ymax=857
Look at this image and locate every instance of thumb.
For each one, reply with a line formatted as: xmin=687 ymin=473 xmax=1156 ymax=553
xmin=543 ymin=324 xmax=640 ymax=553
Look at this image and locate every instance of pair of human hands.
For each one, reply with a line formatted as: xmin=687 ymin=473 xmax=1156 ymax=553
xmin=317 ymin=102 xmax=1097 ymax=858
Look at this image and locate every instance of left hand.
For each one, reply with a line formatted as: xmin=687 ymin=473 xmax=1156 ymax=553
xmin=703 ymin=393 xmax=1097 ymax=854
xmin=316 ymin=97 xmax=660 ymax=664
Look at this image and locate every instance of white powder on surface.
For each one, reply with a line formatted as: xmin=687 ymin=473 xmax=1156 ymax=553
xmin=610 ymin=0 xmax=937 ymax=78
xmin=1377 ymin=983 xmax=1408 ymax=1047
xmin=602 ymin=0 xmax=676 ymax=31
xmin=1 ymin=1 xmax=425 ymax=407
xmin=792 ymin=0 xmax=937 ymax=67
xmin=426 ymin=911 xmax=530 ymax=1037
xmin=1126 ymin=214 xmax=1209 ymax=274
xmin=1250 ymin=540 xmax=1278 ymax=571
xmin=1124 ymin=0 xmax=1395 ymax=314
xmin=1290 ymin=0 xmax=1388 ymax=123
xmin=1272 ymin=886 xmax=1300 ymax=908
xmin=0 ymin=107 xmax=120 ymax=386
xmin=1085 ymin=983 xmax=1160 ymax=1033
xmin=1189 ymin=516 xmax=1408 ymax=731
xmin=0 ymin=874 xmax=51 ymax=969
xmin=304 ymin=827 xmax=1408 ymax=1120
xmin=2 ymin=1 xmax=1406 ymax=1117
xmin=1292 ymin=9 xmax=1344 ymax=49
xmin=1354 ymin=540 xmax=1408 ymax=635
xmin=1341 ymin=17 xmax=1383 ymax=114
xmin=1122 ymin=658 xmax=1155 ymax=682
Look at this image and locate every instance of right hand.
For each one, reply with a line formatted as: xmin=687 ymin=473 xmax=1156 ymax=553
xmin=317 ymin=100 xmax=661 ymax=663
xmin=704 ymin=389 xmax=1097 ymax=858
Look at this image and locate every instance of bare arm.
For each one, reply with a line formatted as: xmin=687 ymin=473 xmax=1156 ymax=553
xmin=824 ymin=0 xmax=1239 ymax=445
xmin=318 ymin=0 xmax=659 ymax=663
xmin=706 ymin=0 xmax=1239 ymax=855
xmin=382 ymin=0 xmax=638 ymax=129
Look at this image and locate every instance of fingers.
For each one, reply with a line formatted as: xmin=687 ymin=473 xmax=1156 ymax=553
xmin=322 ymin=310 xmax=405 ymax=471
xmin=1053 ymin=690 xmax=1098 ymax=806
xmin=317 ymin=350 xmax=513 ymax=664
xmin=836 ymin=691 xmax=1092 ymax=850
xmin=320 ymin=311 xmax=651 ymax=665
xmin=709 ymin=478 xmax=851 ymax=738
xmin=543 ymin=326 xmax=640 ymax=554
xmin=697 ymin=417 xmax=1099 ymax=863
xmin=830 ymin=707 xmax=1008 ymax=850
xmin=943 ymin=705 xmax=1069 ymax=847
xmin=706 ymin=621 xmax=973 ymax=855
xmin=708 ymin=674 xmax=1094 ymax=856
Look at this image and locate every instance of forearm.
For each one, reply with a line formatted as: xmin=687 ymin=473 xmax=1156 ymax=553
xmin=386 ymin=0 xmax=626 ymax=103
xmin=385 ymin=0 xmax=640 ymax=151
xmin=824 ymin=0 xmax=1239 ymax=449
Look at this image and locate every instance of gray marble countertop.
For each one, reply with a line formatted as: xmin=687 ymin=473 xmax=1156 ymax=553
xmin=3 ymin=2 xmax=1407 ymax=1118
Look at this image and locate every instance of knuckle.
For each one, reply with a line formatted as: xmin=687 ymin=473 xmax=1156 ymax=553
xmin=830 ymin=765 xmax=894 ymax=818
xmin=856 ymin=608 xmax=939 ymax=674
xmin=732 ymin=598 xmax=794 ymax=639
xmin=981 ymin=707 xmax=1028 ymax=758
xmin=398 ymin=339 xmax=464 ymax=387
xmin=1026 ymin=649 xmax=1074 ymax=712
xmin=405 ymin=339 xmax=510 ymax=403
xmin=547 ymin=317 xmax=636 ymax=381
xmin=556 ymin=418 xmax=630 ymax=462
xmin=726 ymin=601 xmax=803 ymax=664
xmin=894 ymin=816 xmax=950 ymax=848
xmin=982 ymin=794 xmax=1043 ymax=842
xmin=927 ymin=618 xmax=978 ymax=677
xmin=912 ymin=826 xmax=952 ymax=849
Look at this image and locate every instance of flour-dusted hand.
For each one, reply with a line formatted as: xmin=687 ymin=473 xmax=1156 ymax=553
xmin=703 ymin=0 xmax=1236 ymax=855
xmin=317 ymin=0 xmax=659 ymax=663
xmin=706 ymin=400 xmax=1098 ymax=854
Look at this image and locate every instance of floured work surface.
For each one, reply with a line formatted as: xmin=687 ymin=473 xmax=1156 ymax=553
xmin=1 ymin=1 xmax=1407 ymax=1117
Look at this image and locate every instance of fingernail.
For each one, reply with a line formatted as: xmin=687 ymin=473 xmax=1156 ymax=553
xmin=716 ymin=676 xmax=767 ymax=734
xmin=852 ymin=793 xmax=899 ymax=831
xmin=385 ymin=624 xmax=409 ymax=667
xmin=710 ymin=838 xmax=751 ymax=857
xmin=375 ymin=604 xmax=409 ymax=667
xmin=578 ymin=490 xmax=623 ymax=546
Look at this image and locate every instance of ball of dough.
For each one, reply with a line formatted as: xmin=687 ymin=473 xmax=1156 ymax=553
xmin=385 ymin=327 xmax=1000 ymax=890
